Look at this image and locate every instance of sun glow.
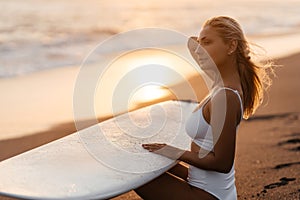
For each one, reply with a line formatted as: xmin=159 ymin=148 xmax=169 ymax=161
xmin=94 ymin=48 xmax=198 ymax=116
xmin=130 ymin=85 xmax=169 ymax=104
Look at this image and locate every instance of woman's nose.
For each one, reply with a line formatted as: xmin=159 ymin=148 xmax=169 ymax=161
xmin=195 ymin=44 xmax=204 ymax=55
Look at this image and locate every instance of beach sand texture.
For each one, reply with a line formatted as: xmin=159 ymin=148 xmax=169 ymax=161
xmin=0 ymin=52 xmax=299 ymax=199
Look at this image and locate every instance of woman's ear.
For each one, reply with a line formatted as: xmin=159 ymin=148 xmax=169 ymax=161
xmin=227 ymin=40 xmax=238 ymax=55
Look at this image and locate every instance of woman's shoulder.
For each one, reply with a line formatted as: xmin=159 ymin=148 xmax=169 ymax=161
xmin=212 ymin=86 xmax=242 ymax=102
xmin=211 ymin=86 xmax=243 ymax=121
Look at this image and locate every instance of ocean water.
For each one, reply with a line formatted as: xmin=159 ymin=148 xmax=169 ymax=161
xmin=1 ymin=0 xmax=300 ymax=78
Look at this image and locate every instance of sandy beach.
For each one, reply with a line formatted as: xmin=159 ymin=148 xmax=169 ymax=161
xmin=0 ymin=49 xmax=299 ymax=200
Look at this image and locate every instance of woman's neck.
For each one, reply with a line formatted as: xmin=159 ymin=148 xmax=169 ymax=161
xmin=214 ymin=63 xmax=241 ymax=89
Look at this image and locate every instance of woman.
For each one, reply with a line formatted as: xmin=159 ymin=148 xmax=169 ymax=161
xmin=135 ymin=16 xmax=272 ymax=200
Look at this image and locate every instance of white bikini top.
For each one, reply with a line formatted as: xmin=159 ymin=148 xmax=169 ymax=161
xmin=185 ymin=87 xmax=243 ymax=151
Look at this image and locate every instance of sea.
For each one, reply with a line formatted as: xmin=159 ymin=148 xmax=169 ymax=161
xmin=1 ymin=0 xmax=300 ymax=78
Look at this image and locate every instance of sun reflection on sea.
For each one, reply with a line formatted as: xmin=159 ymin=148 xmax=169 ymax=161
xmin=94 ymin=47 xmax=200 ymax=117
xmin=129 ymin=84 xmax=171 ymax=106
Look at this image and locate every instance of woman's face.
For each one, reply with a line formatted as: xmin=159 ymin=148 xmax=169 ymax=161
xmin=195 ymin=25 xmax=230 ymax=69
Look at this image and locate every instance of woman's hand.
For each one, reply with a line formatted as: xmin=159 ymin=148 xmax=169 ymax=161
xmin=142 ymin=143 xmax=185 ymax=160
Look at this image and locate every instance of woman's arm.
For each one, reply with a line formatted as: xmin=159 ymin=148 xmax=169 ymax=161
xmin=143 ymin=90 xmax=242 ymax=173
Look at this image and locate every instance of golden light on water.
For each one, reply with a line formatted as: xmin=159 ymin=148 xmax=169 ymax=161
xmin=129 ymin=85 xmax=169 ymax=104
xmin=94 ymin=47 xmax=202 ymax=117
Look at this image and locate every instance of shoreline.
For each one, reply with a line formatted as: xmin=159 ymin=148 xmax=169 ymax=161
xmin=1 ymin=30 xmax=300 ymax=80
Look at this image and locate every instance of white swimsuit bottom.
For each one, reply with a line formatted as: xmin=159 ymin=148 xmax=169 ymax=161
xmin=188 ymin=165 xmax=237 ymax=200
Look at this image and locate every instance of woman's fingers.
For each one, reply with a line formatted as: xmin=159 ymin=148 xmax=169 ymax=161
xmin=142 ymin=144 xmax=184 ymax=160
xmin=142 ymin=143 xmax=166 ymax=152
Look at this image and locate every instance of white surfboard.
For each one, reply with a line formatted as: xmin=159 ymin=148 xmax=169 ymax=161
xmin=0 ymin=100 xmax=197 ymax=200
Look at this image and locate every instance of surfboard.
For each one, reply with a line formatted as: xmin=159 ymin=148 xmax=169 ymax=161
xmin=0 ymin=100 xmax=197 ymax=200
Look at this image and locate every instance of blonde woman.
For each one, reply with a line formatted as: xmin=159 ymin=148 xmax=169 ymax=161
xmin=135 ymin=16 xmax=272 ymax=200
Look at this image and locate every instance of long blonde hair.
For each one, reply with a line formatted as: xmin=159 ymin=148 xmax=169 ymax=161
xmin=203 ymin=16 xmax=273 ymax=119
